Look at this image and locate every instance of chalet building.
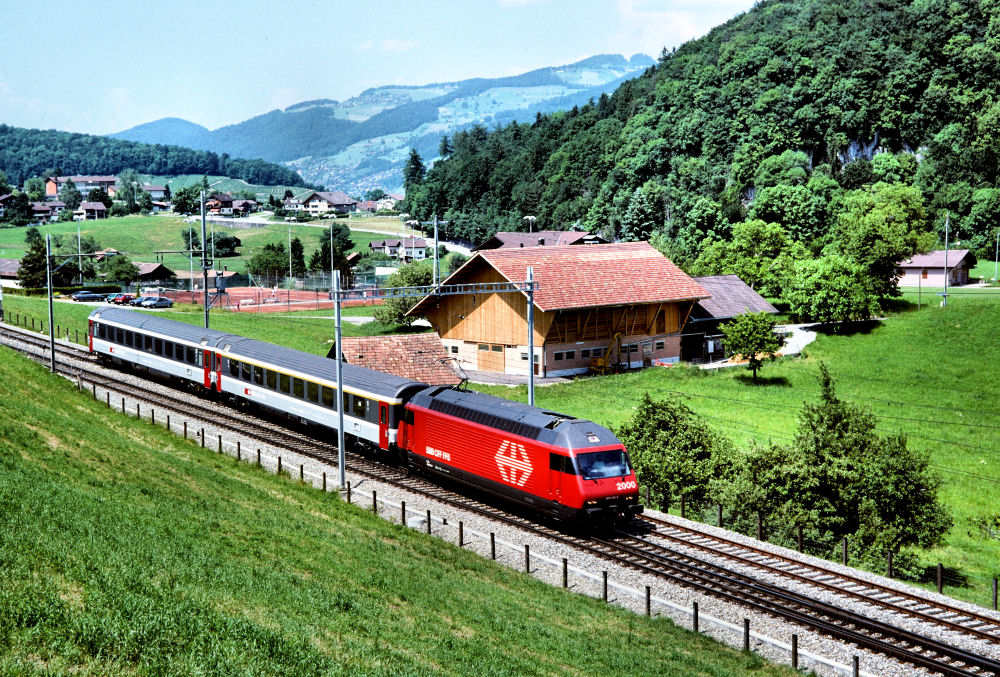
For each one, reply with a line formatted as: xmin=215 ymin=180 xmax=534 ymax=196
xmin=473 ymin=230 xmax=609 ymax=251
xmin=408 ymin=242 xmax=709 ymax=377
xmin=377 ymin=194 xmax=403 ymax=211
xmin=0 ymin=258 xmax=21 ymax=281
xmin=136 ymin=262 xmax=177 ymax=282
xmin=76 ymin=201 xmax=108 ymax=220
xmin=283 ymin=196 xmax=303 ymax=212
xmin=330 ymin=333 xmax=461 ymax=386
xmin=369 ymin=237 xmax=427 ymax=262
xmin=30 ymin=201 xmax=66 ymax=222
xmin=681 ymin=275 xmax=779 ymax=362
xmin=45 ymin=176 xmax=117 ymax=198
xmin=206 ymin=193 xmax=234 ymax=214
xmin=898 ymin=250 xmax=976 ymax=286
xmin=140 ymin=184 xmax=167 ymax=200
xmin=301 ymin=190 xmax=358 ymax=216
xmin=0 ymin=194 xmax=13 ymax=219
xmin=231 ymin=199 xmax=257 ymax=215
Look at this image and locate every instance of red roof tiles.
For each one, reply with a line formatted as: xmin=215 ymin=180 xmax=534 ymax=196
xmin=475 ymin=242 xmax=709 ymax=312
xmin=337 ymin=333 xmax=460 ymax=386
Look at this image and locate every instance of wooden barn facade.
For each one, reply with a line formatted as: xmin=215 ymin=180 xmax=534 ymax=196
xmin=407 ymin=242 xmax=709 ymax=377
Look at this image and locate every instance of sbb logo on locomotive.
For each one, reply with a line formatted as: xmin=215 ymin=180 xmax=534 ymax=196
xmin=494 ymin=440 xmax=532 ymax=487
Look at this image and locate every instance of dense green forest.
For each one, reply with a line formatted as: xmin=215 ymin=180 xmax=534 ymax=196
xmin=404 ymin=0 xmax=1000 ymax=307
xmin=0 ymin=124 xmax=317 ymax=189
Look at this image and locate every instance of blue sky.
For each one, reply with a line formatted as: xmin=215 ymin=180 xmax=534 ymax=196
xmin=0 ymin=0 xmax=755 ymax=136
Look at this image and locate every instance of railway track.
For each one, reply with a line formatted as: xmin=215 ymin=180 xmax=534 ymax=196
xmin=638 ymin=515 xmax=1000 ymax=645
xmin=4 ymin=322 xmax=999 ymax=676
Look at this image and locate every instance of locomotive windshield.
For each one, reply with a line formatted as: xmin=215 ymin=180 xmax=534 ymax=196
xmin=576 ymin=448 xmax=631 ymax=480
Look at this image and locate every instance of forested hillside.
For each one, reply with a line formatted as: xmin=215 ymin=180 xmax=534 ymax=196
xmin=0 ymin=125 xmax=317 ymax=189
xmin=405 ymin=0 xmax=999 ymax=281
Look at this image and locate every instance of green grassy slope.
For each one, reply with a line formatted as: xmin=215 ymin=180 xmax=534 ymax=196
xmin=1 ymin=296 xmax=406 ymax=354
xmin=0 ymin=348 xmax=791 ymax=676
xmin=0 ymin=216 xmax=403 ymax=276
xmin=476 ymin=294 xmax=1000 ymax=604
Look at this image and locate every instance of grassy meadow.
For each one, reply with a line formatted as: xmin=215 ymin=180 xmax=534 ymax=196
xmin=0 ymin=295 xmax=407 ymax=354
xmin=475 ymin=292 xmax=1000 ymax=604
xmin=0 ymin=214 xmax=417 ymax=277
xmin=0 ymin=347 xmax=793 ymax=676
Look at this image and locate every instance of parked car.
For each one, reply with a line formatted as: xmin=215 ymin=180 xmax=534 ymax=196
xmin=140 ymin=296 xmax=173 ymax=309
xmin=130 ymin=295 xmax=155 ymax=307
xmin=106 ymin=293 xmax=119 ymax=303
xmin=112 ymin=294 xmax=135 ymax=305
xmin=71 ymin=291 xmax=107 ymax=302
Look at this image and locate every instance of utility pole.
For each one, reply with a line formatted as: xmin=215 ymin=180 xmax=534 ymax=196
xmin=288 ymin=226 xmax=292 ymax=281
xmin=994 ymin=226 xmax=999 ymax=285
xmin=527 ymin=265 xmax=535 ymax=406
xmin=46 ymin=234 xmax=55 ymax=372
xmin=942 ymin=212 xmax=949 ymax=307
xmin=77 ymin=223 xmax=83 ymax=286
xmin=433 ymin=215 xmax=439 ymax=286
xmin=334 ymin=270 xmax=345 ymax=489
xmin=188 ymin=222 xmax=194 ymax=294
xmin=329 ymin=225 xmax=335 ymax=294
xmin=201 ymin=191 xmax=210 ymax=329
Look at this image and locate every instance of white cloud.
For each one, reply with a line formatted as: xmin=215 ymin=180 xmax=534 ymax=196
xmin=357 ymin=40 xmax=374 ymax=52
xmin=612 ymin=0 xmax=754 ymax=57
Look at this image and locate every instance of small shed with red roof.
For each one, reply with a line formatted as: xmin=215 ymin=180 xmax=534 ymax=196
xmin=331 ymin=333 xmax=461 ymax=386
xmin=407 ymin=242 xmax=709 ymax=377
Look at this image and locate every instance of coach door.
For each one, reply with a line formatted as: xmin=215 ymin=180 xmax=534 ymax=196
xmin=378 ymin=402 xmax=389 ymax=449
xmin=203 ymin=349 xmax=212 ymax=389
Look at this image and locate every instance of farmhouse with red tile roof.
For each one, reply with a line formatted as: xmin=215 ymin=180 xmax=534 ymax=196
xmin=407 ymin=241 xmax=709 ymax=377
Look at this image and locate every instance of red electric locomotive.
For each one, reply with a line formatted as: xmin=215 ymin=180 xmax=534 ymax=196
xmin=401 ymin=386 xmax=643 ymax=524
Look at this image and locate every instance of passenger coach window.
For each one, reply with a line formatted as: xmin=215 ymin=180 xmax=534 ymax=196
xmin=229 ymin=359 xmax=239 ymax=377
xmin=125 ymin=331 xmax=134 ymax=346
xmin=97 ymin=324 xmax=106 ymax=339
xmin=280 ymin=373 xmax=290 ymax=394
xmin=116 ymin=328 xmax=124 ymax=344
xmin=293 ymin=378 xmax=304 ymax=399
xmin=322 ymin=386 xmax=334 ymax=409
xmin=254 ymin=365 xmax=263 ymax=385
xmin=241 ymin=362 xmax=251 ymax=381
xmin=353 ymin=397 xmax=367 ymax=418
xmin=154 ymin=338 xmax=162 ymax=354
xmin=186 ymin=346 xmax=195 ymax=364
xmin=266 ymin=370 xmax=276 ymax=389
xmin=165 ymin=341 xmax=174 ymax=358
xmin=307 ymin=381 xmax=318 ymax=403
xmin=144 ymin=335 xmax=152 ymax=351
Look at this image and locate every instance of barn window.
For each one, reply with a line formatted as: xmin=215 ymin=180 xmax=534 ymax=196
xmin=565 ymin=350 xmax=575 ymax=360
xmin=521 ymin=353 xmax=528 ymax=360
xmin=554 ymin=352 xmax=563 ymax=361
xmin=655 ymin=341 xmax=664 ymax=351
xmin=478 ymin=343 xmax=488 ymax=351
xmin=581 ymin=349 xmax=590 ymax=358
xmin=450 ymin=346 xmax=458 ymax=354
xmin=491 ymin=345 xmax=502 ymax=352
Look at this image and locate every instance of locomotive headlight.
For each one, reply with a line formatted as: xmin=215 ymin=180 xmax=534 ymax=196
xmin=585 ymin=499 xmax=598 ymax=506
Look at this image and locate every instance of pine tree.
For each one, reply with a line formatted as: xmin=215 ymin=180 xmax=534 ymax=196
xmin=290 ymin=237 xmax=307 ymax=277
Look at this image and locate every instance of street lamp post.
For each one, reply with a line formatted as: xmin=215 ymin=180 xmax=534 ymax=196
xmin=523 ymin=215 xmax=536 ymax=233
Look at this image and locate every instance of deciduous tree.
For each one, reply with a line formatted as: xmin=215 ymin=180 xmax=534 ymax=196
xmin=373 ymin=261 xmax=433 ymax=326
xmin=719 ymin=311 xmax=782 ymax=384
xmin=58 ymin=180 xmax=83 ymax=211
xmin=785 ymin=256 xmax=880 ymax=325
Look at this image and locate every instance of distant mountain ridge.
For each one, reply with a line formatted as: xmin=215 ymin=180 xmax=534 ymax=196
xmin=111 ymin=53 xmax=653 ymax=193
